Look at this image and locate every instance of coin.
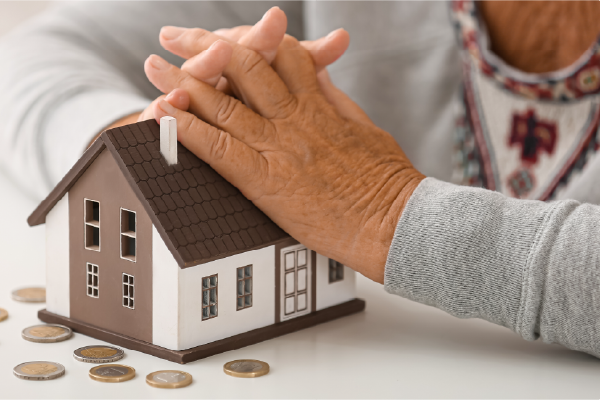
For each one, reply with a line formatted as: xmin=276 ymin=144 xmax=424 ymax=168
xmin=89 ymin=364 xmax=135 ymax=383
xmin=73 ymin=345 xmax=124 ymax=363
xmin=146 ymin=370 xmax=192 ymax=389
xmin=0 ymin=308 xmax=8 ymax=322
xmin=22 ymin=324 xmax=72 ymax=343
xmin=223 ymin=359 xmax=270 ymax=378
xmin=11 ymin=287 xmax=46 ymax=302
xmin=13 ymin=361 xmax=65 ymax=380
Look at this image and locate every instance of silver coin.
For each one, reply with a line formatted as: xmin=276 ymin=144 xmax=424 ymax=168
xmin=13 ymin=361 xmax=65 ymax=380
xmin=22 ymin=324 xmax=72 ymax=343
xmin=73 ymin=345 xmax=124 ymax=363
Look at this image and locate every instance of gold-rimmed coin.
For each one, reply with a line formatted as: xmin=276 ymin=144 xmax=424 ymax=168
xmin=146 ymin=370 xmax=192 ymax=388
xmin=89 ymin=364 xmax=135 ymax=383
xmin=74 ymin=345 xmax=124 ymax=363
xmin=0 ymin=308 xmax=8 ymax=322
xmin=22 ymin=324 xmax=72 ymax=343
xmin=223 ymin=359 xmax=269 ymax=378
xmin=13 ymin=361 xmax=65 ymax=380
xmin=11 ymin=287 xmax=46 ymax=303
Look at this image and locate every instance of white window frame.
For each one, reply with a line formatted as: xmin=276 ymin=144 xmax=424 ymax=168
xmin=120 ymin=208 xmax=136 ymax=262
xmin=84 ymin=199 xmax=100 ymax=251
xmin=122 ymin=273 xmax=135 ymax=309
xmin=236 ymin=265 xmax=253 ymax=311
xmin=202 ymin=274 xmax=218 ymax=320
xmin=86 ymin=263 xmax=99 ymax=298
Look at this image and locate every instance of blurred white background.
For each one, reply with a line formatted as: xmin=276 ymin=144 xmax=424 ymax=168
xmin=0 ymin=1 xmax=53 ymax=37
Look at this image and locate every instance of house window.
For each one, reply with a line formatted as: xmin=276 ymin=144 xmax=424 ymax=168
xmin=329 ymin=259 xmax=344 ymax=283
xmin=122 ymin=273 xmax=134 ymax=309
xmin=236 ymin=265 xmax=252 ymax=310
xmin=120 ymin=209 xmax=136 ymax=262
xmin=86 ymin=263 xmax=99 ymax=298
xmin=84 ymin=199 xmax=100 ymax=251
xmin=202 ymin=274 xmax=218 ymax=320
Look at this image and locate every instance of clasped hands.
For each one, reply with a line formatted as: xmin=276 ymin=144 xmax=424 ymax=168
xmin=142 ymin=7 xmax=423 ymax=283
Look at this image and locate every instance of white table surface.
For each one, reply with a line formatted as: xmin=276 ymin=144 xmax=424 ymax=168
xmin=1 ymin=172 xmax=600 ymax=399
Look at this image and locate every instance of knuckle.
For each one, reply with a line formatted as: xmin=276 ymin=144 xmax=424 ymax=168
xmin=215 ymin=95 xmax=241 ymax=126
xmin=181 ymin=114 xmax=197 ymax=138
xmin=237 ymin=48 xmax=264 ymax=75
xmin=272 ymin=95 xmax=298 ymax=119
xmin=280 ymin=34 xmax=300 ymax=49
xmin=186 ymin=28 xmax=209 ymax=43
xmin=208 ymin=129 xmax=230 ymax=161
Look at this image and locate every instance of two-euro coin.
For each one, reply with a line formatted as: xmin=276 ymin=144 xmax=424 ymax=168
xmin=73 ymin=345 xmax=124 ymax=363
xmin=12 ymin=287 xmax=46 ymax=303
xmin=13 ymin=361 xmax=65 ymax=381
xmin=22 ymin=324 xmax=72 ymax=343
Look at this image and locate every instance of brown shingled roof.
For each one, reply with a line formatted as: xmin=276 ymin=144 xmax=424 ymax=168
xmin=28 ymin=119 xmax=289 ymax=268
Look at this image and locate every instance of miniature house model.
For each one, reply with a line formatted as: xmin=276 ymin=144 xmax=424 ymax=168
xmin=28 ymin=118 xmax=364 ymax=363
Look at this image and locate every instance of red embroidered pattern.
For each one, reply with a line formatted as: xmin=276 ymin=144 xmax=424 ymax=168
xmin=508 ymin=109 xmax=557 ymax=165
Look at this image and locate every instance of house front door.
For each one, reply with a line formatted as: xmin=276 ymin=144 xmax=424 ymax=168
xmin=280 ymin=244 xmax=312 ymax=321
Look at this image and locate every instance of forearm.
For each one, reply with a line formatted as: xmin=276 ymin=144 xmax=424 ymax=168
xmin=385 ymin=177 xmax=600 ymax=357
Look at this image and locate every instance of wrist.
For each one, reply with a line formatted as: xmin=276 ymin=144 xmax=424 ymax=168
xmin=350 ymin=166 xmax=424 ymax=284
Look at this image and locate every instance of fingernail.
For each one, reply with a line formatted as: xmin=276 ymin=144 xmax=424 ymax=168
xmin=326 ymin=29 xmax=339 ymax=39
xmin=165 ymin=90 xmax=178 ymax=102
xmin=148 ymin=55 xmax=169 ymax=70
xmin=158 ymin=98 xmax=177 ymax=115
xmin=161 ymin=26 xmax=186 ymax=40
xmin=208 ymin=39 xmax=223 ymax=51
xmin=213 ymin=28 xmax=228 ymax=36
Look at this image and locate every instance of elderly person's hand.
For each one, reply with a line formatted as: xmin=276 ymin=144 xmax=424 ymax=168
xmin=134 ymin=7 xmax=351 ymax=122
xmin=144 ymin=30 xmax=424 ymax=283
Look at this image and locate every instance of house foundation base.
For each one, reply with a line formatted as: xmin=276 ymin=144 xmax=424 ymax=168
xmin=38 ymin=298 xmax=366 ymax=364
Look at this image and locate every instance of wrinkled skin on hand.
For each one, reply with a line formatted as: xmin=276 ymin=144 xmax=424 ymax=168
xmin=146 ymin=31 xmax=424 ymax=283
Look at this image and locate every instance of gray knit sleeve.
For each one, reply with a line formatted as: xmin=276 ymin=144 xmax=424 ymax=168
xmin=385 ymin=177 xmax=600 ymax=357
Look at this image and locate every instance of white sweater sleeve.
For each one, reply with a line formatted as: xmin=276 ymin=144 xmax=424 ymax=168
xmin=0 ymin=1 xmax=303 ymax=199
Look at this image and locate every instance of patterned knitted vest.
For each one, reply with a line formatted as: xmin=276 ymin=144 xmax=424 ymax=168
xmin=451 ymin=0 xmax=600 ymax=200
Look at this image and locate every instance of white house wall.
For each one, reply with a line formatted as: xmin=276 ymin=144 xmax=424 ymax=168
xmin=315 ymin=253 xmax=356 ymax=311
xmin=152 ymin=226 xmax=180 ymax=350
xmin=45 ymin=194 xmax=70 ymax=317
xmin=178 ymin=246 xmax=275 ymax=350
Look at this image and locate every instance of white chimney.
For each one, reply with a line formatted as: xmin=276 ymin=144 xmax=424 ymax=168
xmin=160 ymin=116 xmax=177 ymax=165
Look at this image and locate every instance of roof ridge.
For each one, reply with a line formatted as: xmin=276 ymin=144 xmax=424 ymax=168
xmin=30 ymin=119 xmax=290 ymax=269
